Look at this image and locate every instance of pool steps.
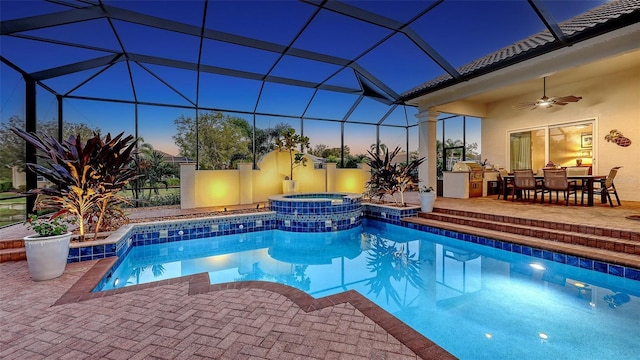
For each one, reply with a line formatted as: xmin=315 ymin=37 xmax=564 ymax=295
xmin=0 ymin=239 xmax=25 ymax=262
xmin=412 ymin=208 xmax=640 ymax=270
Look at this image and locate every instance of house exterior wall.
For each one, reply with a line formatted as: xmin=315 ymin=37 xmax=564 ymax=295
xmin=481 ymin=65 xmax=640 ymax=201
xmin=12 ymin=166 xmax=26 ymax=189
xmin=11 ymin=166 xmax=53 ymax=190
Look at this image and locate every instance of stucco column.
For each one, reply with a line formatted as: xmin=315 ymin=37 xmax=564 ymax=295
xmin=326 ymin=162 xmax=337 ymax=192
xmin=238 ymin=162 xmax=253 ymax=205
xmin=417 ymin=108 xmax=439 ymax=191
xmin=180 ymin=163 xmax=196 ymax=209
xmin=359 ymin=163 xmax=371 ymax=194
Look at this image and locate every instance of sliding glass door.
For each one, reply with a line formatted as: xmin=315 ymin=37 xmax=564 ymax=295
xmin=508 ymin=120 xmax=595 ymax=172
xmin=549 ymin=123 xmax=593 ymax=168
xmin=509 ymin=128 xmax=545 ymax=171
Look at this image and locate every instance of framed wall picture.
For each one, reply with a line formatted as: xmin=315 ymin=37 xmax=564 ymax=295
xmin=581 ymin=133 xmax=593 ymax=148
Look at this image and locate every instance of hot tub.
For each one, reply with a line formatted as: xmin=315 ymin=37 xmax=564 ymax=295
xmin=268 ymin=192 xmax=363 ymax=232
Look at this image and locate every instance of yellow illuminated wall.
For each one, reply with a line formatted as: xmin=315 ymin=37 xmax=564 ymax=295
xmin=334 ymin=168 xmax=367 ymax=193
xmin=181 ymin=150 xmax=372 ymax=209
xmin=194 ymin=170 xmax=240 ymax=207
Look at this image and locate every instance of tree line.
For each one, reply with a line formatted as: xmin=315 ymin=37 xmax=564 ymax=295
xmin=1 ymin=111 xmax=480 ymax=189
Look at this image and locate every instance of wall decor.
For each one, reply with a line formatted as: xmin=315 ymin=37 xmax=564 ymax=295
xmin=605 ymin=129 xmax=631 ymax=147
xmin=581 ymin=133 xmax=593 ymax=148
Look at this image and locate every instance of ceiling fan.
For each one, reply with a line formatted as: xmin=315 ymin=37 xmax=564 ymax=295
xmin=513 ymin=77 xmax=582 ymax=110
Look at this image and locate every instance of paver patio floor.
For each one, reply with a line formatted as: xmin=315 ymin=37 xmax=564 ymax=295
xmin=1 ymin=260 xmax=447 ymax=359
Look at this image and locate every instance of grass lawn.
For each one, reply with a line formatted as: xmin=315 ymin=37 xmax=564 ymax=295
xmin=0 ymin=192 xmax=27 ymax=202
xmin=0 ymin=193 xmax=27 ymax=227
xmin=120 ymin=187 xmax=180 ymax=207
xmin=0 ymin=187 xmax=181 ymax=227
xmin=120 ymin=187 xmax=180 ymax=198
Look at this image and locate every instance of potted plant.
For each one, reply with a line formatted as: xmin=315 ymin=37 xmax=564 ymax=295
xmin=12 ymin=128 xmax=139 ymax=280
xmin=395 ymin=157 xmax=424 ymax=206
xmin=366 ymin=146 xmax=401 ymax=203
xmin=22 ymin=214 xmax=72 ymax=281
xmin=12 ymin=128 xmax=139 ymax=241
xmin=419 ymin=185 xmax=436 ymax=212
xmin=366 ymin=146 xmax=424 ymax=206
xmin=275 ymin=128 xmax=310 ymax=193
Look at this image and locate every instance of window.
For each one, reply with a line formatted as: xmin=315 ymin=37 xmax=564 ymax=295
xmin=508 ymin=120 xmax=595 ymax=172
xmin=437 ymin=114 xmax=482 ymax=177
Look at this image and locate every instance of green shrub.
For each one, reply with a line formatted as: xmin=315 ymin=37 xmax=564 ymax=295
xmin=147 ymin=193 xmax=181 ymax=206
xmin=0 ymin=179 xmax=11 ymax=192
xmin=166 ymin=178 xmax=180 ymax=186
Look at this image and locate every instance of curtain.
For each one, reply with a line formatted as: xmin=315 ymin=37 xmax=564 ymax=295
xmin=510 ymin=132 xmax=531 ymax=170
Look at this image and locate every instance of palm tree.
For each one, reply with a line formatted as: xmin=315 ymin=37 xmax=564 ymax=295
xmin=369 ymin=143 xmax=388 ymax=157
xmin=130 ymin=141 xmax=176 ymax=200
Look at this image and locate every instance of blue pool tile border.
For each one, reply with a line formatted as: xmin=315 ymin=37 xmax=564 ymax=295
xmin=363 ymin=202 xmax=419 ymax=225
xmin=397 ymin=220 xmax=640 ymax=282
xmin=269 ymin=193 xmax=363 ymax=232
xmin=71 ymin=204 xmax=640 ymax=284
xmin=68 ymin=212 xmax=276 ymax=265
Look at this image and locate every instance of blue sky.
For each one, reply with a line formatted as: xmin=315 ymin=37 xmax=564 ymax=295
xmin=1 ymin=0 xmax=605 ymax=156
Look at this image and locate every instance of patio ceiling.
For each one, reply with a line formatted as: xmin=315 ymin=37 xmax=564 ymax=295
xmin=2 ymin=0 xmax=633 ymax=128
xmin=460 ymin=49 xmax=640 ymax=106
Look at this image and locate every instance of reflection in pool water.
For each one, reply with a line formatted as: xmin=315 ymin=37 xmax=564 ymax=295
xmin=99 ymin=220 xmax=640 ymax=359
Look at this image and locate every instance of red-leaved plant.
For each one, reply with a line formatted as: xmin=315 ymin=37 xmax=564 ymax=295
xmin=12 ymin=128 xmax=140 ymax=241
xmin=366 ymin=146 xmax=424 ymax=206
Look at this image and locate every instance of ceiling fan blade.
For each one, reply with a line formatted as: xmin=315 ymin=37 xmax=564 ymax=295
xmin=551 ymin=95 xmax=582 ymax=103
xmin=513 ymin=102 xmax=538 ymax=110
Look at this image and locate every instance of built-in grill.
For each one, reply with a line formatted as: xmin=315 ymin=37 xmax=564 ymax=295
xmin=443 ymin=161 xmax=484 ymax=198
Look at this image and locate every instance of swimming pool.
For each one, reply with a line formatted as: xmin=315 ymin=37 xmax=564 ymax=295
xmin=98 ymin=219 xmax=640 ymax=359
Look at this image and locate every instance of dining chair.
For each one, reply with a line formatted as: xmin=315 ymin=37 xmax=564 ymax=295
xmin=497 ymin=169 xmax=514 ymax=200
xmin=582 ymin=166 xmax=622 ymax=207
xmin=566 ymin=166 xmax=590 ymax=198
xmin=542 ymin=169 xmax=577 ymax=205
xmin=511 ymin=169 xmax=542 ymax=202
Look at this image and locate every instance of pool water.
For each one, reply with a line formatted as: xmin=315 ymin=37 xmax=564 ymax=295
xmin=100 ymin=220 xmax=640 ymax=359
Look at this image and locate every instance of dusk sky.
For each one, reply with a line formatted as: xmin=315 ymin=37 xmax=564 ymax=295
xmin=1 ymin=0 xmax=605 ymax=155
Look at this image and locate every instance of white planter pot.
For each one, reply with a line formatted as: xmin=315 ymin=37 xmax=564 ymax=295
xmin=23 ymin=232 xmax=71 ymax=281
xmin=282 ymin=179 xmax=298 ymax=194
xmin=420 ymin=192 xmax=436 ymax=212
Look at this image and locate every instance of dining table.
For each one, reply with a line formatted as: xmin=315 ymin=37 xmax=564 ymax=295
xmin=501 ymin=174 xmax=607 ymax=206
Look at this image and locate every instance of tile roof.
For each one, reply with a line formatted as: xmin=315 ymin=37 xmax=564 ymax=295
xmin=401 ymin=0 xmax=640 ymax=101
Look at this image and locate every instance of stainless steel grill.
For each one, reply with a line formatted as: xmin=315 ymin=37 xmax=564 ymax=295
xmin=453 ymin=161 xmax=484 ymax=198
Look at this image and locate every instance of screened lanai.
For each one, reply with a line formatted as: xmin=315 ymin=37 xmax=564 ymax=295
xmin=1 ymin=0 xmax=635 ymax=214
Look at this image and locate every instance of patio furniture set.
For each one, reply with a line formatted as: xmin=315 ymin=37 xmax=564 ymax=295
xmin=499 ymin=167 xmax=622 ymax=207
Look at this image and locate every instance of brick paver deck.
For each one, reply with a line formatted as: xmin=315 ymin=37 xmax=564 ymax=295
xmin=0 ymin=259 xmax=453 ymax=359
